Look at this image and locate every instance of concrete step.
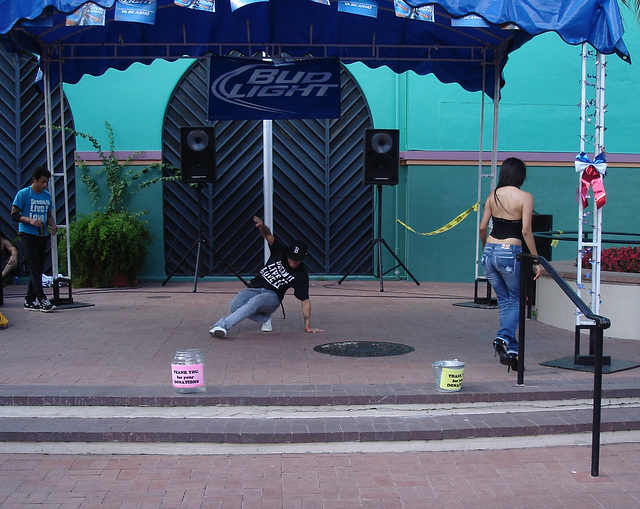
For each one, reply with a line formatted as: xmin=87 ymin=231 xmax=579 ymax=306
xmin=0 ymin=404 xmax=639 ymax=442
xmin=1 ymin=379 xmax=638 ymax=406
xmin=0 ymin=380 xmax=638 ymax=454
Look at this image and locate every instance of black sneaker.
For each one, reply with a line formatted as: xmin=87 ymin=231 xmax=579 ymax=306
xmin=38 ymin=298 xmax=55 ymax=313
xmin=24 ymin=299 xmax=39 ymax=311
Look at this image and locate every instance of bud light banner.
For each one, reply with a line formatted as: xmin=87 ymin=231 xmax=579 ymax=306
xmin=209 ymin=57 xmax=341 ymax=120
xmin=115 ymin=0 xmax=157 ymax=25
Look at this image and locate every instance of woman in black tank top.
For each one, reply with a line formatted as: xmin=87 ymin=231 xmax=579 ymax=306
xmin=479 ymin=158 xmax=542 ymax=373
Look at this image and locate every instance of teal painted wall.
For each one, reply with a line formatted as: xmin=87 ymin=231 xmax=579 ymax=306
xmin=64 ymin=59 xmax=194 ymax=278
xmin=347 ymin=14 xmax=640 ymax=155
xmin=65 ymin=59 xmax=194 ymax=150
xmin=62 ymin=7 xmax=640 ymax=282
xmin=346 ymin=5 xmax=640 ymax=282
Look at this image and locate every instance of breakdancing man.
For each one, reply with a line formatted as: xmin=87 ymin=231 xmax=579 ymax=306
xmin=210 ymin=216 xmax=324 ymax=338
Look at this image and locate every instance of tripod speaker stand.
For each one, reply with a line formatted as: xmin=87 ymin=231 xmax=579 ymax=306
xmin=162 ymin=183 xmax=248 ymax=292
xmin=338 ymin=184 xmax=420 ymax=292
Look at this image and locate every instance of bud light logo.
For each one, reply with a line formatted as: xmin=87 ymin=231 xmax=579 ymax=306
xmin=209 ymin=57 xmax=341 ymax=120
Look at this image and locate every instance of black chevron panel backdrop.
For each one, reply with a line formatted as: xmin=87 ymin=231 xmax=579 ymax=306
xmin=0 ymin=46 xmax=76 ymax=276
xmin=161 ymin=59 xmax=374 ymax=277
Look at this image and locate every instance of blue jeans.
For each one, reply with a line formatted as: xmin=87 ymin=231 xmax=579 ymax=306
xmin=214 ymin=287 xmax=280 ymax=330
xmin=481 ymin=243 xmax=522 ymax=354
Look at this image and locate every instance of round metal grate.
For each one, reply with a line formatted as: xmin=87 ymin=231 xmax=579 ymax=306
xmin=313 ymin=341 xmax=415 ymax=357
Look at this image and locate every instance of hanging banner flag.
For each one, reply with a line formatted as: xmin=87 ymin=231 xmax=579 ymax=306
xmin=230 ymin=0 xmax=269 ymax=12
xmin=67 ymin=3 xmax=107 ymax=26
xmin=338 ymin=0 xmax=378 ymax=18
xmin=209 ymin=57 xmax=341 ymax=120
xmin=174 ymin=0 xmax=215 ymax=12
xmin=451 ymin=14 xmax=490 ymax=28
xmin=115 ymin=0 xmax=157 ymax=25
xmin=394 ymin=0 xmax=434 ymax=22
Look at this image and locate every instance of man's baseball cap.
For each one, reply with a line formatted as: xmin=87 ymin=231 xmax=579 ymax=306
xmin=287 ymin=241 xmax=308 ymax=261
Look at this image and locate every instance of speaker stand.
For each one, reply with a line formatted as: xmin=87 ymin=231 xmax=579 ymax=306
xmin=338 ymin=185 xmax=420 ymax=292
xmin=162 ymin=184 xmax=248 ymax=292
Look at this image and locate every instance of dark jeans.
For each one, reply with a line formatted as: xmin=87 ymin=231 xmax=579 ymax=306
xmin=20 ymin=233 xmax=48 ymax=302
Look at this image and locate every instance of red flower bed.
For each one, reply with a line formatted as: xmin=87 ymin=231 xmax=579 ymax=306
xmin=601 ymin=246 xmax=640 ymax=273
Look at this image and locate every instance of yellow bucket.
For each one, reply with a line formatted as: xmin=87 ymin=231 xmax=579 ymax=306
xmin=432 ymin=359 xmax=465 ymax=392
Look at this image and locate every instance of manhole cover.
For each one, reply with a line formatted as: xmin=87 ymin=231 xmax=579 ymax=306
xmin=313 ymin=341 xmax=415 ymax=357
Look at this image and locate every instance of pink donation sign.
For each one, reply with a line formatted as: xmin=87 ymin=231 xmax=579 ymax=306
xmin=171 ymin=363 xmax=204 ymax=388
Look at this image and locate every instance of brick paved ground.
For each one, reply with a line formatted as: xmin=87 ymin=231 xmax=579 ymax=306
xmin=0 ymin=444 xmax=639 ymax=508
xmin=0 ymin=280 xmax=638 ymax=508
xmin=0 ymin=280 xmax=637 ymax=387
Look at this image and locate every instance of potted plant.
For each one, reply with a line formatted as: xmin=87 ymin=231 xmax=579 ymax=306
xmin=59 ymin=122 xmax=176 ymax=287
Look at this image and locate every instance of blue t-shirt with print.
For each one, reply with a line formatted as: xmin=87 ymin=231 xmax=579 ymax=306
xmin=12 ymin=186 xmax=53 ymax=237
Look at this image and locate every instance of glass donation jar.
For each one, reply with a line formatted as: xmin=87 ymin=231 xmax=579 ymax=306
xmin=171 ymin=348 xmax=206 ymax=393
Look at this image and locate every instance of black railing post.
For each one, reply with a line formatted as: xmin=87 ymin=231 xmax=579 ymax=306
xmin=517 ymin=253 xmax=529 ymax=385
xmin=516 ymin=253 xmax=610 ymax=478
xmin=591 ymin=326 xmax=604 ymax=477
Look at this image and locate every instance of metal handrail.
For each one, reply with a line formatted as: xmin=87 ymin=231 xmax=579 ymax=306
xmin=522 ymin=254 xmax=610 ymax=329
xmin=534 ymin=230 xmax=640 ymax=246
xmin=517 ymin=252 xmax=610 ymax=478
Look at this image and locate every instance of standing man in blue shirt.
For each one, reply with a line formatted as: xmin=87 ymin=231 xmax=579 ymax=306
xmin=11 ymin=166 xmax=58 ymax=312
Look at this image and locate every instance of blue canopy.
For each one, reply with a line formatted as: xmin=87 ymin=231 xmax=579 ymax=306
xmin=0 ymin=0 xmax=630 ymax=99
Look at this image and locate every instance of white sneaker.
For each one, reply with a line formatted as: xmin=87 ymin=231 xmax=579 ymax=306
xmin=38 ymin=298 xmax=55 ymax=312
xmin=209 ymin=326 xmax=227 ymax=339
xmin=261 ymin=318 xmax=272 ymax=332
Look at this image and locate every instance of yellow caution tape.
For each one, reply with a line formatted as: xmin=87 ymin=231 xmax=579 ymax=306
xmin=396 ymin=202 xmax=479 ymax=236
xmin=551 ymin=230 xmax=563 ymax=248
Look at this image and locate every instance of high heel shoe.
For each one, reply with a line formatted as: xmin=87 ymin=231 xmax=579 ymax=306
xmin=493 ymin=339 xmax=509 ymax=365
xmin=506 ymin=353 xmax=522 ymax=373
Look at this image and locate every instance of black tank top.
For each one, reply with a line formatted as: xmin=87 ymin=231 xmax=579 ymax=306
xmin=491 ymin=216 xmax=523 ymax=241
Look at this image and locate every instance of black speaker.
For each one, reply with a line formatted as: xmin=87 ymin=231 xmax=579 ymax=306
xmin=180 ymin=126 xmax=216 ymax=183
xmin=532 ymin=213 xmax=553 ymax=261
xmin=363 ymin=129 xmax=399 ymax=186
xmin=525 ymin=214 xmax=553 ymax=308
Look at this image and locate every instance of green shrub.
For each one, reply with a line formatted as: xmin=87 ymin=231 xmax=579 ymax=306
xmin=69 ymin=212 xmax=151 ymax=287
xmin=55 ymin=121 xmax=177 ymax=287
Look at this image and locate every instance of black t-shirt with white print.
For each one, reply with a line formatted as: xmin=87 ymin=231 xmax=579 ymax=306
xmin=249 ymin=238 xmax=309 ymax=303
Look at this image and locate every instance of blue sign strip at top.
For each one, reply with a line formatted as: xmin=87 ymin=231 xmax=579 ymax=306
xmin=209 ymin=57 xmax=341 ymax=121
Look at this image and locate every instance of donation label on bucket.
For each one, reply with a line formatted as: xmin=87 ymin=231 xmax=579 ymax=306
xmin=432 ymin=359 xmax=465 ymax=392
xmin=440 ymin=367 xmax=463 ymax=391
xmin=171 ymin=363 xmax=205 ymax=389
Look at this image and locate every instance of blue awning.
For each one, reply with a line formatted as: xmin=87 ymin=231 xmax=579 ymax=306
xmin=0 ymin=0 xmax=630 ymax=99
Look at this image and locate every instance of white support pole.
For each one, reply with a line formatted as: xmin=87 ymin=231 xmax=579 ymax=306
xmin=596 ymin=54 xmax=607 ymax=154
xmin=591 ymin=52 xmax=606 ymax=315
xmin=262 ymin=119 xmax=273 ymax=264
xmin=576 ymin=44 xmax=587 ymax=324
xmin=575 ymin=45 xmax=606 ymax=322
xmin=580 ymin=44 xmax=588 ymax=155
xmin=490 ymin=56 xmax=500 ymax=191
xmin=475 ymin=51 xmax=500 ymax=283
xmin=56 ymin=54 xmax=72 ymax=279
xmin=474 ymin=60 xmax=487 ymax=281
xmin=42 ymin=53 xmax=58 ymax=280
